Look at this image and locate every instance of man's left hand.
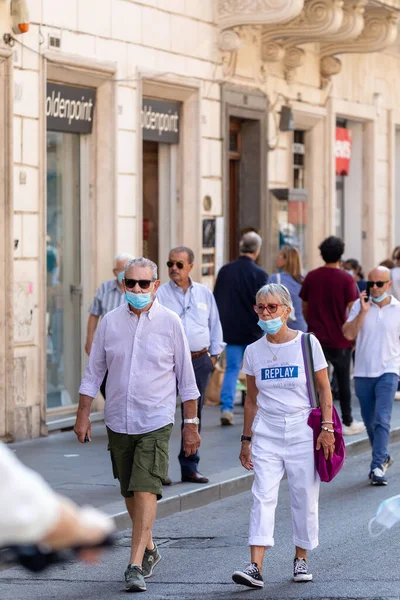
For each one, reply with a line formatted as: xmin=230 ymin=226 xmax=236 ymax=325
xmin=183 ymin=424 xmax=201 ymax=457
xmin=210 ymin=356 xmax=218 ymax=368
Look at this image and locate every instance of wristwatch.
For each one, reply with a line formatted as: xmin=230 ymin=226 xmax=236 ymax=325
xmin=184 ymin=417 xmax=200 ymax=425
xmin=241 ymin=435 xmax=252 ymax=442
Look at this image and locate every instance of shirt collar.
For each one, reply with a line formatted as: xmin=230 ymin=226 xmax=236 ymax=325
xmin=168 ymin=277 xmax=194 ymax=292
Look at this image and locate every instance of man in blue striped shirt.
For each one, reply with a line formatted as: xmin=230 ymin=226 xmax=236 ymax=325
xmin=85 ymin=253 xmax=134 ymax=397
xmin=157 ymin=246 xmax=225 ymax=483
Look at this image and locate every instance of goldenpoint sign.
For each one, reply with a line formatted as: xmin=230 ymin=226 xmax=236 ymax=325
xmin=142 ymin=98 xmax=180 ymax=144
xmin=46 ymin=83 xmax=96 ymax=134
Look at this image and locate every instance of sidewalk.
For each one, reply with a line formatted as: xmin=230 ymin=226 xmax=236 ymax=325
xmin=10 ymin=396 xmax=400 ymax=529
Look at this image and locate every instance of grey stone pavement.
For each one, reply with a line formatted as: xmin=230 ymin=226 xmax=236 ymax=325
xmin=2 ymin=437 xmax=400 ymax=599
xmin=7 ymin=395 xmax=400 ymax=526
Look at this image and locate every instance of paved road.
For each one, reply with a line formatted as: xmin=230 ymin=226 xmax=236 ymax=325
xmin=2 ymin=440 xmax=400 ymax=599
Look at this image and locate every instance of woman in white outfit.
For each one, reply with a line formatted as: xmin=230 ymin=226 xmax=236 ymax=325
xmin=232 ymin=283 xmax=335 ymax=589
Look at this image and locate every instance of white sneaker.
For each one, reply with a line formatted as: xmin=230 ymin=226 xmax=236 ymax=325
xmin=342 ymin=419 xmax=366 ymax=436
xmin=395 ymin=391 xmax=400 ymax=401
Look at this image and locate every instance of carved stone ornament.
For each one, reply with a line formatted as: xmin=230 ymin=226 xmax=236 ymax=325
xmin=217 ymin=0 xmax=305 ymax=31
xmin=218 ymin=29 xmax=242 ymax=52
xmin=261 ymin=0 xmax=345 ymax=51
xmin=320 ymin=7 xmax=399 ymax=58
xmin=283 ymin=46 xmax=306 ymax=82
xmin=319 ymin=7 xmax=399 ymax=86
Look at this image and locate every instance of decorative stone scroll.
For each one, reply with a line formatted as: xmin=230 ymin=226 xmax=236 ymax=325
xmin=320 ymin=7 xmax=399 ymax=86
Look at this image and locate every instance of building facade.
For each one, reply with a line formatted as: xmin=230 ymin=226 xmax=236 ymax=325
xmin=0 ymin=0 xmax=400 ymax=440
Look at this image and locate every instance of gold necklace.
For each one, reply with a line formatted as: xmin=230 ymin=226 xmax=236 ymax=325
xmin=266 ymin=330 xmax=291 ymax=361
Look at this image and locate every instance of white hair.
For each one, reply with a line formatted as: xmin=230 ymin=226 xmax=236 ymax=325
xmin=240 ymin=232 xmax=262 ymax=254
xmin=125 ymin=257 xmax=158 ymax=280
xmin=256 ymin=283 xmax=294 ymax=309
xmin=114 ymin=253 xmax=135 ymax=268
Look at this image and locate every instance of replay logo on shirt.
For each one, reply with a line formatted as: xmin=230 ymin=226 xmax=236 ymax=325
xmin=261 ymin=366 xmax=299 ymax=380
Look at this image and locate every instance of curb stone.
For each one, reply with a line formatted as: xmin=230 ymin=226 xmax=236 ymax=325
xmin=110 ymin=425 xmax=400 ymax=530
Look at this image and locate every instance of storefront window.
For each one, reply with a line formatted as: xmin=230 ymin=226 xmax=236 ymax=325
xmin=46 ymin=132 xmax=81 ymax=409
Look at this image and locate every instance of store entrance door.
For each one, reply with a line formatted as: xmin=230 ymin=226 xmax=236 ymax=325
xmin=46 ymin=132 xmax=82 ymax=409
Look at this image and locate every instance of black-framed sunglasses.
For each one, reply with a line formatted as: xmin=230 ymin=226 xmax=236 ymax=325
xmin=167 ymin=260 xmax=185 ymax=269
xmin=124 ymin=279 xmax=153 ymax=290
xmin=367 ymin=280 xmax=390 ymax=288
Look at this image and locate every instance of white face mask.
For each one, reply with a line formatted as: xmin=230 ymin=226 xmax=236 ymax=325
xmin=368 ymin=494 xmax=400 ymax=537
xmin=345 ymin=269 xmax=355 ymax=277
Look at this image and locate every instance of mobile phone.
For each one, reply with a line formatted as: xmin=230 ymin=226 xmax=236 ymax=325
xmin=365 ymin=282 xmax=372 ymax=302
xmin=84 ymin=434 xmax=90 ymax=443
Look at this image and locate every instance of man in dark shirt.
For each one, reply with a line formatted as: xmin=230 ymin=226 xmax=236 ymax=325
xmin=214 ymin=232 xmax=268 ymax=425
xmin=300 ymin=236 xmax=365 ymax=435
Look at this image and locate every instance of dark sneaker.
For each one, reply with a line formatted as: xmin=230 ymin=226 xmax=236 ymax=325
xmin=232 ymin=562 xmax=264 ymax=588
xmin=371 ymin=467 xmax=388 ymax=486
xmin=124 ymin=564 xmax=146 ymax=592
xmin=293 ymin=557 xmax=313 ymax=582
xmin=142 ymin=544 xmax=161 ymax=579
xmin=382 ymin=455 xmax=394 ymax=474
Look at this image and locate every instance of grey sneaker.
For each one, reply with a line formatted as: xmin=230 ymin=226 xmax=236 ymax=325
xmin=142 ymin=544 xmax=161 ymax=579
xmin=124 ymin=564 xmax=146 ymax=592
xmin=293 ymin=557 xmax=313 ymax=582
xmin=221 ymin=410 xmax=234 ymax=426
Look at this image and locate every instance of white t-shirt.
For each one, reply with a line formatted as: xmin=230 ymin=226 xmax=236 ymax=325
xmin=347 ymin=296 xmax=400 ymax=377
xmin=242 ymin=331 xmax=327 ymax=418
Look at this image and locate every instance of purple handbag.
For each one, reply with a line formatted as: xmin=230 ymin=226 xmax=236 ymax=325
xmin=301 ymin=333 xmax=345 ymax=483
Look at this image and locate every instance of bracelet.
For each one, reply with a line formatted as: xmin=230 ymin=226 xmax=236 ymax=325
xmin=321 ymin=420 xmax=334 ymax=425
xmin=321 ymin=425 xmax=335 ymax=433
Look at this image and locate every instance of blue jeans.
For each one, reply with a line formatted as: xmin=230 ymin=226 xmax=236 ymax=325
xmin=354 ymin=373 xmax=398 ymax=470
xmin=220 ymin=344 xmax=247 ymax=413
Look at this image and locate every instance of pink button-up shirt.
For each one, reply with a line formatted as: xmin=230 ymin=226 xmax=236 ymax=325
xmin=79 ymin=299 xmax=200 ymax=434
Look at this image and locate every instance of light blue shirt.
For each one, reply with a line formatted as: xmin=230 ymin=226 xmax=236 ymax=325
xmin=157 ymin=279 xmax=225 ymax=355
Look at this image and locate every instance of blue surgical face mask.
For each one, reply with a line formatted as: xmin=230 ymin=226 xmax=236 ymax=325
xmin=345 ymin=269 xmax=355 ymax=277
xmin=117 ymin=271 xmax=124 ymax=284
xmin=369 ymin=494 xmax=400 ymax=537
xmin=125 ymin=291 xmax=152 ymax=310
xmin=258 ymin=316 xmax=283 ymax=335
xmin=371 ymin=292 xmax=389 ymax=303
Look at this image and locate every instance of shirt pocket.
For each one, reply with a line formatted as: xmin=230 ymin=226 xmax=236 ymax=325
xmin=145 ymin=332 xmax=174 ymax=365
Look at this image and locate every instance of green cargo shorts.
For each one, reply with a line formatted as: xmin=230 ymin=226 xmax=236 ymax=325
xmin=106 ymin=424 xmax=172 ymax=500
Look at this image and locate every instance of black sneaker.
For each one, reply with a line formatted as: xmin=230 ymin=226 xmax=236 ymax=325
xmin=293 ymin=557 xmax=313 ymax=582
xmin=371 ymin=467 xmax=388 ymax=486
xmin=142 ymin=544 xmax=161 ymax=578
xmin=124 ymin=564 xmax=146 ymax=593
xmin=232 ymin=562 xmax=264 ymax=588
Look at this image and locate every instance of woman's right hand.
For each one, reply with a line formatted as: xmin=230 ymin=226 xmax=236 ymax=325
xmin=239 ymin=442 xmax=253 ymax=470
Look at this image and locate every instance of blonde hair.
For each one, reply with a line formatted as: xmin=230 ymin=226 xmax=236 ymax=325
xmin=280 ymin=245 xmax=303 ymax=283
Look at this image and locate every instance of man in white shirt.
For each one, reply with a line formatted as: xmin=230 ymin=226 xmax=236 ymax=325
xmin=343 ymin=266 xmax=400 ymax=486
xmin=157 ymin=246 xmax=225 ymax=484
xmin=74 ymin=257 xmax=200 ymax=594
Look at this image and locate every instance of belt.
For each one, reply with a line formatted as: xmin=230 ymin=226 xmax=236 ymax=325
xmin=191 ymin=348 xmax=209 ymax=360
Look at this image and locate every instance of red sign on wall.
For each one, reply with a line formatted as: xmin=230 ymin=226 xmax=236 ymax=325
xmin=335 ymin=127 xmax=352 ymax=176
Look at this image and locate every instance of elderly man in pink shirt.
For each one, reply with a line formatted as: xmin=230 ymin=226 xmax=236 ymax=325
xmin=74 ymin=257 xmax=200 ymax=594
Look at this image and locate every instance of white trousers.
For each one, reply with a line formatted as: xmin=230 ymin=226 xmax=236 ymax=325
xmin=249 ymin=410 xmax=320 ymax=550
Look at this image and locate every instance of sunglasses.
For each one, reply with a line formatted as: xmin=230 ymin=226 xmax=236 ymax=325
xmin=124 ymin=279 xmax=153 ymax=290
xmin=367 ymin=280 xmax=390 ymax=288
xmin=253 ymin=303 xmax=283 ymax=315
xmin=167 ymin=260 xmax=185 ymax=269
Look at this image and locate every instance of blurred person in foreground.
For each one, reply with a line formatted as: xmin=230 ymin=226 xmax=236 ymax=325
xmin=157 ymin=246 xmax=224 ymax=484
xmin=269 ymin=245 xmax=307 ymax=332
xmin=342 ymin=258 xmax=367 ymax=293
xmin=75 ymin=258 xmax=200 ymax=593
xmin=390 ymin=247 xmax=400 ymax=301
xmin=214 ymin=232 xmax=268 ymax=426
xmin=232 ymin=283 xmax=333 ymax=589
xmin=0 ymin=442 xmax=113 ymax=556
xmin=300 ymin=236 xmax=365 ymax=435
xmin=85 ymin=253 xmax=134 ymax=399
xmin=343 ymin=266 xmax=400 ymax=486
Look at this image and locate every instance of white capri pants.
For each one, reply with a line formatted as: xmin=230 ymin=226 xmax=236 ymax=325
xmin=249 ymin=409 xmax=320 ymax=550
